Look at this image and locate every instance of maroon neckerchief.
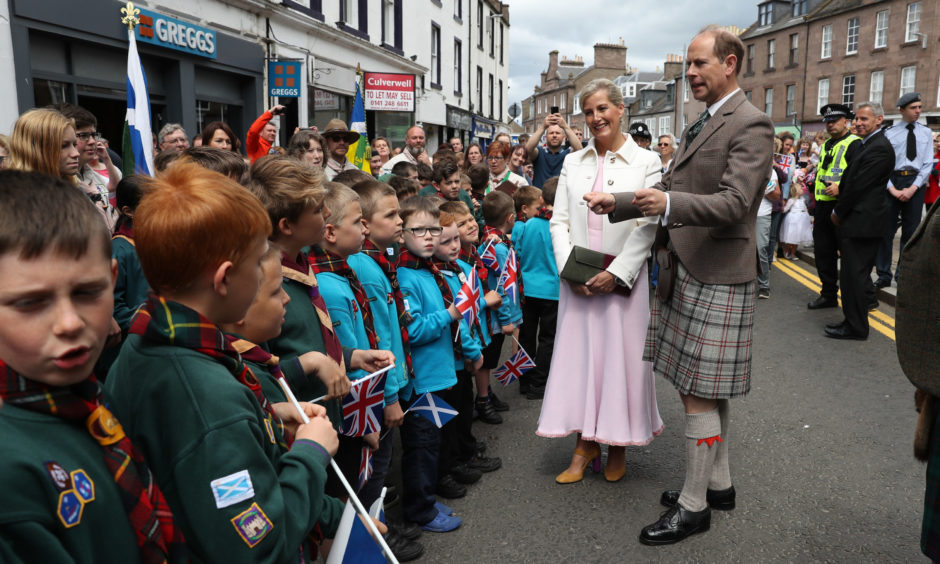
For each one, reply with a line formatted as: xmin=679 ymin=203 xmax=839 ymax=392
xmin=0 ymin=362 xmax=186 ymax=563
xmin=398 ymin=249 xmax=460 ymax=359
xmin=308 ymin=246 xmax=379 ymax=350
xmin=360 ymin=240 xmax=413 ymax=375
xmin=113 ymin=217 xmax=135 ymax=240
xmin=280 ymin=252 xmax=346 ymax=370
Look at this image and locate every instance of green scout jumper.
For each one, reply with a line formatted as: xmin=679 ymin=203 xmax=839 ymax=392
xmin=106 ymin=337 xmax=343 ymax=563
xmin=0 ymin=405 xmax=143 ymax=563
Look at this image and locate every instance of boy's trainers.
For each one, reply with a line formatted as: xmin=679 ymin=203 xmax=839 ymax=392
xmin=475 ymin=397 xmax=503 ymax=424
xmin=488 ymin=387 xmax=509 ymax=411
xmin=434 ymin=501 xmax=454 ymax=516
xmin=435 ymin=474 xmax=467 ymax=498
xmin=421 ymin=510 xmax=462 ymax=533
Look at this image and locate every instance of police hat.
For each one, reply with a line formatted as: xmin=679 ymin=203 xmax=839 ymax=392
xmin=897 ymin=92 xmax=922 ymax=108
xmin=820 ymin=103 xmax=854 ymax=123
xmin=628 ymin=122 xmax=652 ymax=138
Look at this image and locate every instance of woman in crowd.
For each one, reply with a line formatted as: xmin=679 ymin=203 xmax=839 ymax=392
xmin=657 ymin=134 xmax=676 ymax=173
xmin=200 ymin=121 xmax=239 ymax=153
xmin=287 ymin=129 xmax=325 ymax=169
xmin=464 ymin=142 xmax=485 ymax=171
xmin=509 ymin=144 xmax=532 ymax=185
xmin=372 ymin=136 xmax=392 ymax=168
xmin=485 ymin=141 xmax=528 ymax=193
xmin=537 ymin=78 xmax=663 ymax=484
xmin=6 ymin=108 xmax=80 ymax=181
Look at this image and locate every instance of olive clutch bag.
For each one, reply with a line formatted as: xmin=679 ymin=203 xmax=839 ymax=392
xmin=560 ymin=246 xmax=630 ymax=296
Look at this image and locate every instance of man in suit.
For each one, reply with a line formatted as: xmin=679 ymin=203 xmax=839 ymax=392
xmin=827 ymin=102 xmax=895 ymax=340
xmin=585 ymin=26 xmax=773 ymax=545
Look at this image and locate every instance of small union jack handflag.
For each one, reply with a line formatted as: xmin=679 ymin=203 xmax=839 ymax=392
xmin=493 ymin=347 xmax=536 ymax=386
xmin=341 ymin=372 xmax=387 ymax=437
xmin=357 ymin=446 xmax=373 ymax=491
xmin=479 ymin=239 xmax=499 ymax=270
xmin=497 ymin=249 xmax=519 ymax=303
xmin=454 ymin=270 xmax=481 ymax=327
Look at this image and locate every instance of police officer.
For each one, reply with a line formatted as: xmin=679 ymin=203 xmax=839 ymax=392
xmin=628 ymin=122 xmax=653 ymax=149
xmin=808 ymin=103 xmax=861 ymax=309
xmin=874 ymin=92 xmax=935 ymax=288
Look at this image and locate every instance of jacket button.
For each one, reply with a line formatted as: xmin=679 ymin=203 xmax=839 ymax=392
xmin=609 ymin=157 xmax=616 ymax=163
xmin=607 ymin=179 xmax=614 ymax=185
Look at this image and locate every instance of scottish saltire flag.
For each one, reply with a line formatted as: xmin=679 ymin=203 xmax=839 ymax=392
xmin=121 ymin=27 xmax=154 ymax=177
xmin=493 ymin=347 xmax=537 ymax=386
xmin=479 ymin=239 xmax=499 ymax=270
xmin=346 ymin=77 xmax=372 ymax=174
xmin=341 ymin=372 xmax=386 ymax=436
xmin=357 ymin=446 xmax=373 ymax=492
xmin=410 ymin=392 xmax=458 ymax=428
xmin=498 ymin=249 xmax=519 ymax=303
xmin=454 ymin=271 xmax=481 ymax=327
xmin=325 ymin=496 xmax=387 ymax=564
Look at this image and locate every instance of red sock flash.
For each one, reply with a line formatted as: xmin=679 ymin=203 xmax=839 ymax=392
xmin=696 ymin=435 xmax=722 ymax=447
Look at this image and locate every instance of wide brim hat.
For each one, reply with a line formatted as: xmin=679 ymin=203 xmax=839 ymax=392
xmin=321 ymin=119 xmax=360 ymax=144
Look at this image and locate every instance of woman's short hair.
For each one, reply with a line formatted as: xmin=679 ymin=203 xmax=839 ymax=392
xmin=286 ymin=129 xmax=324 ymax=160
xmin=579 ymin=78 xmax=623 ymax=110
xmin=486 ymin=140 xmax=511 ymax=159
xmin=7 ymin=108 xmax=75 ymax=177
xmin=200 ymin=121 xmax=239 ymax=152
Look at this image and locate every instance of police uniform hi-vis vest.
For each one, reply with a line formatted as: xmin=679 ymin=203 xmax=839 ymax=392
xmin=814 ymin=133 xmax=860 ymax=202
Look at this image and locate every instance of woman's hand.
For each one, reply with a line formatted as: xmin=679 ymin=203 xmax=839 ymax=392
xmin=568 ymin=280 xmax=593 ymax=297
xmin=586 ymin=271 xmax=617 ymax=295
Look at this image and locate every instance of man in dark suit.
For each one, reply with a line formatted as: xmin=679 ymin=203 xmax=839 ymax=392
xmin=828 ymin=101 xmax=895 ymax=340
xmin=585 ymin=26 xmax=773 ymax=545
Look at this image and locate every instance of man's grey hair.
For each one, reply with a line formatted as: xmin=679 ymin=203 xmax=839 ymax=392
xmin=158 ymin=123 xmax=186 ymax=145
xmin=856 ymin=101 xmax=884 ymax=117
xmin=658 ymin=133 xmax=676 ymax=148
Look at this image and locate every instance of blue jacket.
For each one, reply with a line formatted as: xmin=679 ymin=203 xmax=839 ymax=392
xmin=439 ymin=265 xmax=484 ymax=371
xmin=397 ymin=266 xmax=459 ymax=393
xmin=513 ymin=217 xmax=559 ymax=300
xmin=316 ymin=272 xmax=369 ymax=383
xmin=347 ymin=252 xmax=412 ymax=404
xmin=457 ymin=258 xmax=491 ymax=348
xmin=479 ymin=239 xmax=524 ymax=329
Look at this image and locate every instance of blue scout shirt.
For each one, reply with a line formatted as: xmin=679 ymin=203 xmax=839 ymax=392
xmin=513 ymin=217 xmax=559 ymax=301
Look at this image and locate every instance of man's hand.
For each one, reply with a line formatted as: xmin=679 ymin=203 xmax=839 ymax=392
xmin=586 ymin=271 xmax=616 ymax=294
xmin=824 ymin=182 xmax=839 ymax=197
xmin=584 ymin=192 xmax=617 ymax=214
xmin=416 ymin=151 xmax=432 ymax=166
xmin=269 ymin=104 xmax=286 ymax=115
xmin=830 ymin=211 xmax=842 ymax=227
xmin=634 ymin=188 xmax=667 ymax=216
xmin=900 ymin=185 xmax=919 ymax=202
xmin=384 ymin=401 xmax=405 ymax=428
xmin=350 ymin=349 xmax=395 ymax=373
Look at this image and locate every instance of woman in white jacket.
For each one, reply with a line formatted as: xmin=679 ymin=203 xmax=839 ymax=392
xmin=537 ymin=79 xmax=664 ymax=483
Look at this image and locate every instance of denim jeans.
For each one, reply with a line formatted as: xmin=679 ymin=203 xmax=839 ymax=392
xmin=399 ymin=395 xmax=441 ymax=525
xmin=756 ymin=213 xmax=772 ymax=290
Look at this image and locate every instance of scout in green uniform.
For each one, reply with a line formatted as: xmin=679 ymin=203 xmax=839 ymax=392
xmin=105 ymin=163 xmax=345 ymax=562
xmin=245 ymin=157 xmax=393 ymax=430
xmin=0 ymin=171 xmax=185 ymax=563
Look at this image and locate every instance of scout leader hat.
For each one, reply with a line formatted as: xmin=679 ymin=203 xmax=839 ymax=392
xmin=628 ymin=122 xmax=652 ymax=139
xmin=897 ymin=92 xmax=922 ymax=108
xmin=820 ymin=103 xmax=854 ymax=123
xmin=321 ymin=119 xmax=360 ymax=144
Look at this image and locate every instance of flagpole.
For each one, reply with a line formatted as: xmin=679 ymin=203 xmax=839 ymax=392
xmin=275 ymin=376 xmax=399 ymax=563
xmin=308 ymin=364 xmax=394 ymax=405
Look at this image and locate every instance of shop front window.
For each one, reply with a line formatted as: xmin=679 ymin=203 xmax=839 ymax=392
xmin=196 ymin=101 xmax=242 ymax=144
xmin=33 ymin=78 xmax=72 ymax=107
xmin=308 ymin=87 xmax=351 ymax=130
xmin=373 ymin=112 xmax=412 ymax=149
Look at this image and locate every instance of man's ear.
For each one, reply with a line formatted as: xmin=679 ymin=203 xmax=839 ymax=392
xmin=277 ymin=217 xmax=293 ymax=238
xmin=322 ymin=222 xmax=338 ymax=245
xmin=360 ymin=217 xmax=372 ymax=237
xmin=212 ymin=261 xmax=235 ymax=297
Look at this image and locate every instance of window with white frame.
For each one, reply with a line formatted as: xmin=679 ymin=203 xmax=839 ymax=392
xmin=906 ymin=2 xmax=921 ymax=43
xmin=476 ymin=66 xmax=482 ymax=112
xmin=382 ymin=0 xmax=395 ymax=45
xmin=765 ymin=88 xmax=773 ymax=116
xmin=488 ymin=13 xmax=494 ymax=57
xmin=430 ymin=24 xmax=441 ymax=87
xmin=646 ymin=118 xmax=655 ymax=135
xmin=683 ymin=80 xmax=690 ymax=102
xmin=789 ymin=33 xmax=799 ymax=65
xmin=821 ymin=24 xmax=832 ymax=58
xmin=875 ymin=10 xmax=889 ymax=49
xmin=621 ymin=85 xmax=628 ymax=98
xmin=628 ymin=83 xmax=636 ymax=97
xmin=476 ymin=2 xmax=483 ymax=48
xmin=747 ymin=44 xmax=754 ymax=73
xmin=786 ymin=84 xmax=796 ymax=116
xmin=817 ymin=78 xmax=829 ymax=113
xmin=846 ymin=18 xmax=859 ymax=54
xmin=488 ymin=74 xmax=493 ymax=117
xmin=759 ymin=3 xmax=772 ymax=26
xmin=454 ymin=39 xmax=462 ymax=94
xmin=767 ymin=39 xmax=775 ymax=69
xmin=900 ymin=66 xmax=916 ymax=96
xmin=792 ymin=0 xmax=807 ymax=17
xmin=573 ymin=94 xmax=580 ymax=115
xmin=660 ymin=116 xmax=671 ymax=135
xmin=842 ymin=75 xmax=855 ymax=106
xmin=870 ymin=71 xmax=884 ymax=104
xmin=560 ymin=94 xmax=565 ymax=110
xmin=454 ymin=0 xmax=461 ymax=19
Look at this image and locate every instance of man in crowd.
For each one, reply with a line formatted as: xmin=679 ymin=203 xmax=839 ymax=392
xmin=449 ymin=136 xmax=464 ymax=154
xmin=525 ymin=112 xmax=583 ymax=188
xmin=874 ymin=92 xmax=935 ymax=288
xmin=381 ymin=125 xmax=431 ymax=175
xmin=827 ymin=101 xmax=894 ymax=340
xmin=321 ymin=119 xmax=361 ymax=180
xmin=246 ymin=104 xmax=284 ymax=163
xmin=158 ymin=123 xmax=190 ymax=153
xmin=807 ymin=104 xmax=860 ymax=310
xmin=628 ymin=122 xmax=653 ymax=149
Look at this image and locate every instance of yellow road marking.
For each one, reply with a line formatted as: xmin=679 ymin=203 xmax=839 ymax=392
xmin=772 ymin=258 xmax=895 ymax=341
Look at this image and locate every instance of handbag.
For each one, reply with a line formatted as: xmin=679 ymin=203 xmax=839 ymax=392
xmin=560 ymin=246 xmax=630 ymax=297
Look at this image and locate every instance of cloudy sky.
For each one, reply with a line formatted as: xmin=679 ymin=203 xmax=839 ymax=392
xmin=507 ymin=0 xmax=758 ymax=110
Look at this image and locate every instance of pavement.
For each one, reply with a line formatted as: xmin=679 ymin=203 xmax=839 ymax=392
xmin=383 ymin=250 xmax=924 ymax=563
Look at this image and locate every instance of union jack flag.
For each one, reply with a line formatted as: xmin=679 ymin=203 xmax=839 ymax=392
xmin=479 ymin=239 xmax=499 ymax=270
xmin=493 ymin=347 xmax=536 ymax=386
xmin=357 ymin=446 xmax=373 ymax=491
xmin=497 ymin=249 xmax=519 ymax=303
xmin=341 ymin=372 xmax=387 ymax=436
xmin=454 ymin=270 xmax=481 ymax=327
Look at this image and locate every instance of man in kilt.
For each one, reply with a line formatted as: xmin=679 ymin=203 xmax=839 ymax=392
xmin=585 ymin=26 xmax=773 ymax=545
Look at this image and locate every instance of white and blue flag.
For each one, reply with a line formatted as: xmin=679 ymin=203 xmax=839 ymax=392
xmin=122 ymin=26 xmax=154 ymax=176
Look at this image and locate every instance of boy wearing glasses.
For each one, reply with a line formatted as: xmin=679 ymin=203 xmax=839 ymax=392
xmin=321 ymin=119 xmax=361 ymax=180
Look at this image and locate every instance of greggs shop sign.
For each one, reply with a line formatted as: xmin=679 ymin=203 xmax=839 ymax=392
xmin=135 ymin=8 xmax=217 ymax=59
xmin=364 ymin=73 xmax=415 ymax=112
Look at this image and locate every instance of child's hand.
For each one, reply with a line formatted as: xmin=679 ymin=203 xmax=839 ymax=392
xmin=483 ymin=290 xmax=502 ymax=308
xmin=271 ymin=401 xmax=326 ymax=435
xmin=320 ymin=360 xmax=351 ymax=399
xmin=363 ymin=432 xmax=379 ymax=451
xmin=350 ymin=349 xmax=395 ymax=373
xmin=501 ymin=323 xmax=515 ymax=335
xmin=296 ymin=416 xmax=339 ymax=455
xmin=384 ymin=401 xmax=405 ymax=428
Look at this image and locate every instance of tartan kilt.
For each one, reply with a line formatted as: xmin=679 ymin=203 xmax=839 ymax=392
xmin=922 ymin=408 xmax=940 ymax=560
xmin=644 ymin=261 xmax=755 ymax=399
